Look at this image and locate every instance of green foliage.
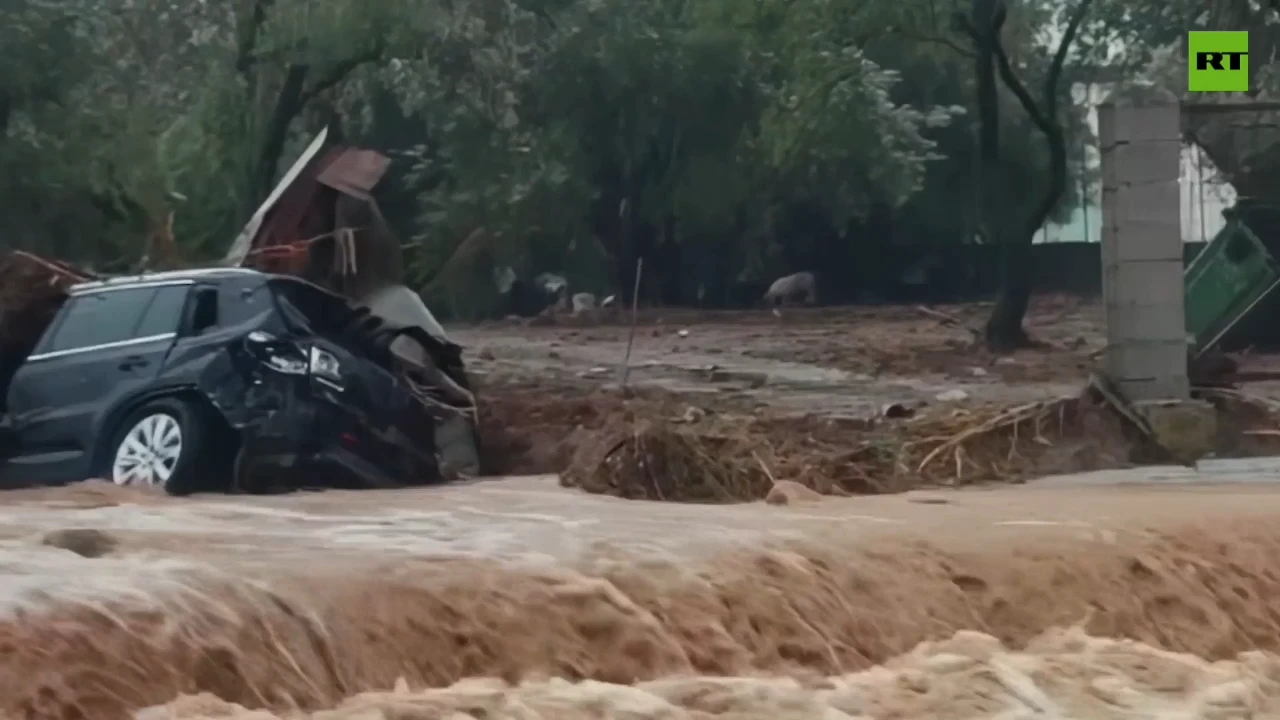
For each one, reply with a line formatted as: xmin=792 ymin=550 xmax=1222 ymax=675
xmin=6 ymin=0 xmax=1228 ymax=305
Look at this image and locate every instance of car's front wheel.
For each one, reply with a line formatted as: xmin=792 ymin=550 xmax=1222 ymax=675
xmin=104 ymin=398 xmax=220 ymax=495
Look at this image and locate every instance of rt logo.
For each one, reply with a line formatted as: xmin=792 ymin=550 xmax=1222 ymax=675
xmin=1188 ymin=31 xmax=1249 ymax=92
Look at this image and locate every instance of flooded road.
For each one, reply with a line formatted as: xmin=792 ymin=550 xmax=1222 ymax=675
xmin=7 ymin=469 xmax=1280 ymax=718
xmin=7 ymin=468 xmax=1280 ymax=572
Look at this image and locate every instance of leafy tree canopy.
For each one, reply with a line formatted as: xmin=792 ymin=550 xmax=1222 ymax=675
xmin=3 ymin=0 xmax=1271 ymax=311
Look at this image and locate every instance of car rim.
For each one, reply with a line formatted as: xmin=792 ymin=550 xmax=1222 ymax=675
xmin=111 ymin=413 xmax=183 ymax=487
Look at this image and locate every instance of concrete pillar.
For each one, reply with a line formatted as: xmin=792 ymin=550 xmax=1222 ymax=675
xmin=1098 ymin=103 xmax=1189 ymax=401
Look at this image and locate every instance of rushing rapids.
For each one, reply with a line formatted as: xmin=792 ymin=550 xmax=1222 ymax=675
xmin=4 ymin=475 xmax=1280 ymax=719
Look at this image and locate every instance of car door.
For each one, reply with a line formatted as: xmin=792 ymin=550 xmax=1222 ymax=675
xmin=3 ymin=283 xmax=188 ymax=485
xmin=147 ymin=283 xmax=230 ymax=382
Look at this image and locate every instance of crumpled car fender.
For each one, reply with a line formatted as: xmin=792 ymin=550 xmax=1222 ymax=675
xmin=334 ymin=306 xmax=474 ymax=408
xmin=193 ymin=339 xmax=280 ymax=430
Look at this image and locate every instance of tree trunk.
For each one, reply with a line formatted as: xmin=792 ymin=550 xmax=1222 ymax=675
xmin=984 ymin=241 xmax=1033 ymax=350
xmin=245 ymin=43 xmax=385 ymax=208
xmin=969 ymin=0 xmax=1032 ymax=350
xmin=0 ymin=91 xmax=11 ymax=140
xmin=971 ymin=0 xmax=1003 ymax=241
xmin=252 ymin=65 xmax=309 ymax=205
xmin=659 ymin=215 xmax=681 ymax=305
xmin=976 ymin=0 xmax=1090 ymax=351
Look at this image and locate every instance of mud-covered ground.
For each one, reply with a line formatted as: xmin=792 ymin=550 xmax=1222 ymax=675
xmin=454 ymin=295 xmax=1101 ymax=419
xmin=11 ymin=297 xmax=1280 ymax=719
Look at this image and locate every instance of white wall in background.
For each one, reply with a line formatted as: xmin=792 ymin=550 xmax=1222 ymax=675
xmin=1034 ymin=83 xmax=1236 ymax=244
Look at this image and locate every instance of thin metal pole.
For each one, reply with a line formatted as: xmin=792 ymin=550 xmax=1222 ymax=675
xmin=1081 ymin=83 xmax=1091 ymax=243
xmin=619 ymin=258 xmax=643 ymax=389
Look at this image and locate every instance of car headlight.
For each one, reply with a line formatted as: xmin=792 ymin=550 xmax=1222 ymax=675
xmin=244 ymin=331 xmax=307 ymax=375
xmin=267 ymin=354 xmax=308 ymax=374
xmin=309 ymin=346 xmax=342 ymax=383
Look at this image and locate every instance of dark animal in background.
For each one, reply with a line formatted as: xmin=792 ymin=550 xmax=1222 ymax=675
xmin=764 ymin=271 xmax=817 ymax=307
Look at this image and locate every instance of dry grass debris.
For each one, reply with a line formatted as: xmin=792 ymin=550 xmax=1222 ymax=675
xmin=559 ymin=389 xmax=1139 ymax=502
xmin=562 ymin=412 xmax=777 ymax=502
xmin=480 ymin=377 xmax=1280 ymax=503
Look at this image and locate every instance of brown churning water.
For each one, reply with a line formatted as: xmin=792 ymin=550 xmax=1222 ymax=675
xmin=4 ymin=479 xmax=1280 ymax=718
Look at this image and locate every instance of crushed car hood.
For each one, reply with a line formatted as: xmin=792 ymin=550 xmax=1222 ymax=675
xmin=359 ymin=284 xmax=450 ymax=347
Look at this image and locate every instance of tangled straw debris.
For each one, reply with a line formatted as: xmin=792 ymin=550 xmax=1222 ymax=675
xmin=562 ymin=413 xmax=776 ymax=502
xmin=561 ymin=389 xmax=1140 ymax=502
xmin=493 ymin=378 xmax=1280 ymax=503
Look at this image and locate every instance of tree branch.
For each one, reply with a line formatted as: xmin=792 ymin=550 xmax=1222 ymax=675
xmin=298 ymin=42 xmax=387 ymax=106
xmin=235 ymin=0 xmax=278 ymax=78
xmin=894 ymin=0 xmax=974 ymax=57
xmin=253 ymin=64 xmax=310 ymax=203
xmin=957 ymin=0 xmax=1090 ymax=142
xmin=990 ymin=48 xmax=1045 ymax=131
xmin=0 ymin=91 xmax=10 ymax=141
xmin=990 ymin=0 xmax=1092 ymax=235
xmin=247 ymin=42 xmax=388 ymax=203
xmin=893 ymin=27 xmax=974 ymax=58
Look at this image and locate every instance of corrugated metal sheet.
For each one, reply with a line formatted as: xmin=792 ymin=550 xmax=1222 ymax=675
xmin=228 ymin=129 xmax=400 ymax=288
xmin=317 ymin=148 xmax=390 ymax=200
xmin=224 ymin=128 xmax=330 ymax=266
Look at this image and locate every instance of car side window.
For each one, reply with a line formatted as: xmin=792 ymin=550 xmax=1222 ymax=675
xmin=136 ymin=285 xmax=194 ymax=338
xmin=43 ymin=287 xmax=161 ymax=353
xmin=178 ymin=286 xmax=219 ymax=337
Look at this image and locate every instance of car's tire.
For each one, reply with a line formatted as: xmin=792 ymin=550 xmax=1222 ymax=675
xmin=101 ymin=397 xmax=224 ymax=496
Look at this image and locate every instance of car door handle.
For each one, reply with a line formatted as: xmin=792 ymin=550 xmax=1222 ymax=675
xmin=119 ymin=355 xmax=150 ymax=371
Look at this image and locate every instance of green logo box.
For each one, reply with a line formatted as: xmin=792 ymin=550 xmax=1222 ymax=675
xmin=1188 ymin=31 xmax=1249 ymax=92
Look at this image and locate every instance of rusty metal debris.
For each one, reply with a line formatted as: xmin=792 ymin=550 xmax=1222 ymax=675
xmin=223 ymin=128 xmax=403 ymax=304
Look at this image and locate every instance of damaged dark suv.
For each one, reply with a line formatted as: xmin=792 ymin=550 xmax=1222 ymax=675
xmin=0 ymin=268 xmax=476 ymax=494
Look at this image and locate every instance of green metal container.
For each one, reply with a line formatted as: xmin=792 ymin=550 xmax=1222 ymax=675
xmin=1184 ymin=218 xmax=1280 ymax=358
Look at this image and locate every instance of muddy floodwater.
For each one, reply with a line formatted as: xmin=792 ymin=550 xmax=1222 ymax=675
xmin=4 ymin=469 xmax=1280 ymax=567
xmin=7 ymin=470 xmax=1280 ymax=718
